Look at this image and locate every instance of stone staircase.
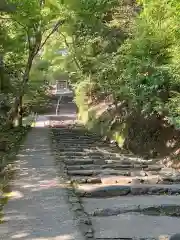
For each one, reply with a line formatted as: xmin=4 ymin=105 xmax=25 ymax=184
xmin=49 ymin=95 xmax=180 ymax=240
xmin=50 ymin=125 xmax=180 ymax=240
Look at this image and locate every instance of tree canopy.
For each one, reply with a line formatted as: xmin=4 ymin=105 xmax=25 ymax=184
xmin=1 ymin=0 xmax=180 ymax=131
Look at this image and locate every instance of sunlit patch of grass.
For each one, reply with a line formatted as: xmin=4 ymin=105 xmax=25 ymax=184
xmin=0 ymin=196 xmax=8 ymax=224
xmin=0 ymin=126 xmax=30 ymax=223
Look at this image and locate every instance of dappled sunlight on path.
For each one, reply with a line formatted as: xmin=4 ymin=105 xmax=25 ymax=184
xmin=0 ymin=126 xmax=84 ymax=240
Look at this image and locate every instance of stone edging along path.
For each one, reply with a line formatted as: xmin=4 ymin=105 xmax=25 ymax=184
xmin=50 ymin=129 xmax=95 ymax=240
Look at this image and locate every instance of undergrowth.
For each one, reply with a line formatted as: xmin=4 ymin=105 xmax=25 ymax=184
xmin=75 ymin=81 xmax=180 ymax=163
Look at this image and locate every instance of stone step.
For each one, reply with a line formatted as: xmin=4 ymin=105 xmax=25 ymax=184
xmin=82 ymin=195 xmax=180 ymax=216
xmin=52 ymin=135 xmax=100 ymax=140
xmin=92 ymin=204 xmax=180 ymax=217
xmin=63 ymin=156 xmax=106 ymax=163
xmin=53 ymin=139 xmax=99 ymax=142
xmin=69 ymin=171 xmax=159 ymax=183
xmin=58 ymin=152 xmax=88 ymax=156
xmin=75 ymin=183 xmax=180 ymax=198
xmin=55 ymin=148 xmax=87 ymax=152
xmin=52 ymin=131 xmax=98 ymax=135
xmin=55 ymin=136 xmax=99 ymax=139
xmin=52 ymin=130 xmax=97 ymax=135
xmin=66 ymin=164 xmax=102 ymax=171
xmin=67 ymin=167 xmax=180 ymax=185
xmin=65 ymin=161 xmax=179 ymax=180
xmin=53 ymin=144 xmax=95 ymax=148
xmin=68 ymin=169 xmax=132 ymax=177
xmin=91 ymin=214 xmax=180 ymax=239
xmin=66 ymin=164 xmax=146 ymax=171
xmin=57 ymin=151 xmax=89 ymax=155
xmin=64 ymin=159 xmax=94 ymax=165
xmin=100 ymin=175 xmax=160 ymax=184
xmin=59 ymin=153 xmax=108 ymax=159
xmin=102 ymin=163 xmax=157 ymax=170
xmin=53 ymin=141 xmax=99 ymax=145
xmin=68 ymin=170 xmax=96 ymax=176
xmin=52 ymin=129 xmax=97 ymax=134
xmin=105 ymin=158 xmax=156 ymax=164
xmin=70 ymin=176 xmax=102 ymax=184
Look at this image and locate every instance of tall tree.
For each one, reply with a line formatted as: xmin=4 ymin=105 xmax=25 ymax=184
xmin=1 ymin=0 xmax=65 ymax=125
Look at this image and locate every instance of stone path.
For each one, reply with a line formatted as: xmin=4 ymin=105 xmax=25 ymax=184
xmin=1 ymin=96 xmax=180 ymax=240
xmin=0 ymin=124 xmax=84 ymax=240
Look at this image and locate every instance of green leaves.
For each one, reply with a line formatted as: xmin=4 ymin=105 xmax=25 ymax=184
xmin=7 ymin=0 xmax=178 ymax=130
xmin=0 ymin=0 xmax=16 ymax=12
xmin=0 ymin=0 xmax=68 ymax=127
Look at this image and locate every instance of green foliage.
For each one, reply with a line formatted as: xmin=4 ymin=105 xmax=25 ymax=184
xmin=2 ymin=0 xmax=179 ymax=132
xmin=0 ymin=0 xmax=67 ymax=127
xmin=75 ymin=80 xmax=91 ymax=121
xmin=53 ymin=0 xmax=180 ymax=130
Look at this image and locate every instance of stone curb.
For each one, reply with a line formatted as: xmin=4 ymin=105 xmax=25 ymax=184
xmin=95 ymin=238 xmax=169 ymax=240
xmin=50 ymin=131 xmax=95 ymax=240
xmin=75 ymin=184 xmax=180 ymax=198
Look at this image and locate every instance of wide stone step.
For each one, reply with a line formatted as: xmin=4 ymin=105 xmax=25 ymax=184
xmin=53 ymin=131 xmax=98 ymax=135
xmin=54 ymin=139 xmax=99 ymax=142
xmin=105 ymin=158 xmax=157 ymax=164
xmin=63 ymin=157 xmax=106 ymax=164
xmin=55 ymin=148 xmax=87 ymax=152
xmin=52 ymin=132 xmax=96 ymax=135
xmin=70 ymin=171 xmax=158 ymax=183
xmin=68 ymin=170 xmax=96 ymax=176
xmin=66 ymin=164 xmax=101 ymax=171
xmin=66 ymin=164 xmax=143 ymax=171
xmin=101 ymin=163 xmax=160 ymax=170
xmin=75 ymin=183 xmax=180 ymax=198
xmin=54 ymin=144 xmax=93 ymax=148
xmin=52 ymin=129 xmax=90 ymax=133
xmin=91 ymin=214 xmax=180 ymax=239
xmin=59 ymin=153 xmax=108 ymax=159
xmin=54 ymin=141 xmax=99 ymax=145
xmin=68 ymin=169 xmax=180 ymax=185
xmin=57 ymin=151 xmax=89 ymax=155
xmin=67 ymin=169 xmax=133 ymax=177
xmin=82 ymin=195 xmax=180 ymax=216
xmin=102 ymin=163 xmax=133 ymax=169
xmin=64 ymin=159 xmax=94 ymax=165
xmin=100 ymin=175 xmax=160 ymax=184
xmin=57 ymin=152 xmax=88 ymax=156
xmin=70 ymin=176 xmax=102 ymax=184
xmin=52 ymin=129 xmax=97 ymax=134
xmin=52 ymin=135 xmax=100 ymax=140
xmin=92 ymin=204 xmax=180 ymax=217
xmin=56 ymin=135 xmax=99 ymax=138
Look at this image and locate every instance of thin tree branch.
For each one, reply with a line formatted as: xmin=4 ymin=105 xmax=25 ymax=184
xmin=71 ymin=35 xmax=82 ymax=71
xmin=60 ymin=32 xmax=70 ymax=47
xmin=27 ymin=30 xmax=32 ymax=50
xmin=38 ymin=19 xmax=65 ymax=52
xmin=60 ymin=32 xmax=82 ymax=71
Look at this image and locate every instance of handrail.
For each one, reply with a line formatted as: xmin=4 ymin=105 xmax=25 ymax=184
xmin=30 ymin=112 xmax=38 ymax=127
xmin=56 ymin=96 xmax=62 ymax=115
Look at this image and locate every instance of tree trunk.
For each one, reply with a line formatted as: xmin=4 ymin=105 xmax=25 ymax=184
xmin=7 ymin=51 xmax=34 ymax=125
xmin=7 ymin=96 xmax=19 ymax=124
xmin=0 ymin=54 xmax=5 ymax=92
xmin=17 ymin=96 xmax=23 ymax=126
